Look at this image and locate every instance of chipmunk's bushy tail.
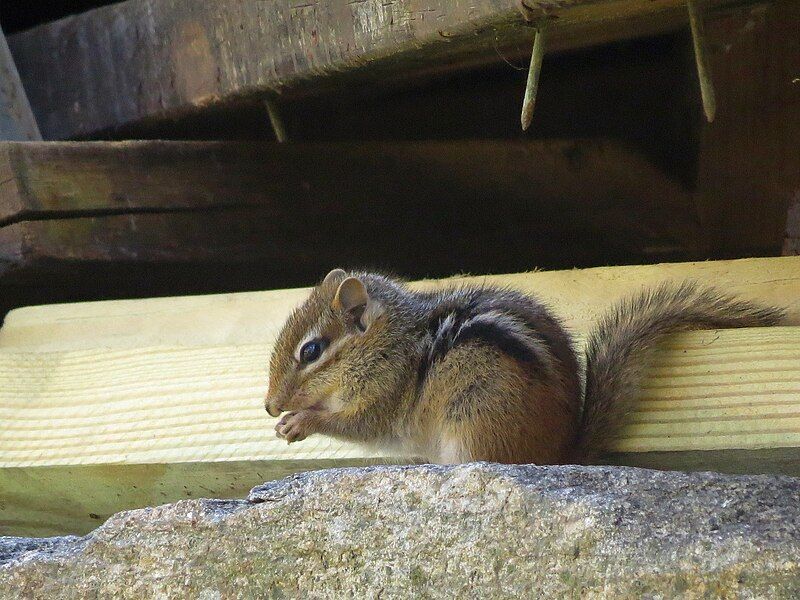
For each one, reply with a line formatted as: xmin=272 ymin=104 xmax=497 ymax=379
xmin=575 ymin=282 xmax=784 ymax=463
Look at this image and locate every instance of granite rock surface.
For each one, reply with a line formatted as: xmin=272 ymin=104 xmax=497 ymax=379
xmin=1 ymin=464 xmax=799 ymax=598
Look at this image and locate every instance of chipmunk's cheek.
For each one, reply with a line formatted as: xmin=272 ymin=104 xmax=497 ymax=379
xmin=323 ymin=390 xmax=345 ymax=413
xmin=282 ymin=390 xmax=314 ymax=412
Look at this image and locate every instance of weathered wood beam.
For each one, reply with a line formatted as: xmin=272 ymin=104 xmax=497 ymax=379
xmin=1 ymin=139 xmax=692 ymax=223
xmin=0 ymin=257 xmax=798 ymax=536
xmin=0 ymin=139 xmax=702 ymax=289
xmin=8 ymin=0 xmax=762 ymax=139
xmin=696 ymin=0 xmax=800 ymax=258
xmin=0 ymin=29 xmax=39 ymax=140
xmin=785 ymin=198 xmax=800 ymax=256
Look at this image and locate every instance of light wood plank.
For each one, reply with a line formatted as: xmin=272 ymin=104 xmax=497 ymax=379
xmin=3 ymin=256 xmax=797 ymax=351
xmin=1 ymin=327 xmax=798 ymax=468
xmin=0 ymin=459 xmax=395 ymax=537
xmin=0 ymin=326 xmax=798 ymax=536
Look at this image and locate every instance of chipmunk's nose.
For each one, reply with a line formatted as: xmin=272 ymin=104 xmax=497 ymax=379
xmin=264 ymin=395 xmax=282 ymax=417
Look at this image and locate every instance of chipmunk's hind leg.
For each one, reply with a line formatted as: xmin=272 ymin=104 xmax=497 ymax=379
xmin=424 ymin=342 xmax=572 ymax=464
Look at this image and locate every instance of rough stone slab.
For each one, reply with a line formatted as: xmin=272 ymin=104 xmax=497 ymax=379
xmin=1 ymin=464 xmax=799 ymax=597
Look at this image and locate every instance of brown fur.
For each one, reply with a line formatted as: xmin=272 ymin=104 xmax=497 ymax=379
xmin=266 ymin=271 xmax=783 ymax=465
xmin=576 ymin=282 xmax=785 ymax=462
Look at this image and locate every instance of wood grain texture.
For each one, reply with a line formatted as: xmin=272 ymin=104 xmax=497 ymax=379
xmin=0 ymin=257 xmax=798 ymax=535
xmin=0 ymin=139 xmax=694 ymax=224
xmin=785 ymin=197 xmax=800 ymax=256
xmin=0 ymin=139 xmax=702 ymax=287
xmin=696 ymin=0 xmax=800 ymax=258
xmin=0 ymin=328 xmax=797 ymax=467
xmin=3 ymin=256 xmax=796 ymax=351
xmin=0 ymin=344 xmax=329 ymax=467
xmin=0 ymin=330 xmax=797 ymax=535
xmin=617 ymin=327 xmax=800 ymax=452
xmin=604 ymin=447 xmax=800 ymax=477
xmin=0 ymin=30 xmax=39 ymax=141
xmin=7 ymin=0 xmax=761 ymax=139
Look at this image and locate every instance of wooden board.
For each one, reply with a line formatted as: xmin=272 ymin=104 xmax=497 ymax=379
xmin=696 ymin=0 xmax=800 ymax=258
xmin=0 ymin=328 xmax=797 ymax=466
xmin=785 ymin=198 xmax=800 ymax=256
xmin=0 ymin=139 xmax=702 ymax=291
xmin=0 ymin=30 xmax=39 ymax=141
xmin=0 ymin=459 xmax=395 ymax=538
xmin=0 ymin=257 xmax=798 ymax=536
xmin=7 ymin=0 xmax=763 ymax=140
xmin=4 ymin=256 xmax=797 ymax=350
xmin=0 ymin=139 xmax=694 ymax=226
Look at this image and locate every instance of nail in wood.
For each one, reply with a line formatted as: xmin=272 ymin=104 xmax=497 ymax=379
xmin=687 ymin=0 xmax=717 ymax=123
xmin=266 ymin=98 xmax=288 ymax=142
xmin=521 ymin=25 xmax=547 ymax=131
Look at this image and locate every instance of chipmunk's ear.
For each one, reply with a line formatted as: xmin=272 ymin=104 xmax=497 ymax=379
xmin=332 ymin=276 xmax=382 ymax=331
xmin=322 ymin=268 xmax=346 ymax=286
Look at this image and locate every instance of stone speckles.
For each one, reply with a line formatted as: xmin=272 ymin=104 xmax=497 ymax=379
xmin=2 ymin=464 xmax=800 ymax=598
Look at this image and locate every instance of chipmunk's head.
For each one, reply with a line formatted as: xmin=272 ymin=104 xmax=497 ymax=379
xmin=265 ymin=268 xmax=396 ymax=417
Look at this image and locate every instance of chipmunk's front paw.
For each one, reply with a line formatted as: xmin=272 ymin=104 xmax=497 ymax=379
xmin=274 ymin=411 xmax=316 ymax=443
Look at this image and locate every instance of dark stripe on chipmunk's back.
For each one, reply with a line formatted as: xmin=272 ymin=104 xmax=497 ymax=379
xmin=421 ymin=310 xmax=543 ymax=380
xmin=455 ymin=319 xmax=538 ymax=363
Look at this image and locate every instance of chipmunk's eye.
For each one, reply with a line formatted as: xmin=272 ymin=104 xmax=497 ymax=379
xmin=299 ymin=339 xmax=326 ymax=364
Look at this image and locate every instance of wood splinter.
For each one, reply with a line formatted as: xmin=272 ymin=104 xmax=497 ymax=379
xmin=687 ymin=0 xmax=717 ymax=123
xmin=265 ymin=98 xmax=287 ymax=142
xmin=521 ymin=24 xmax=547 ymax=131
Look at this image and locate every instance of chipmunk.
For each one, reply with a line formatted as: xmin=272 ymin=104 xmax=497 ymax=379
xmin=264 ymin=269 xmax=783 ymax=464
